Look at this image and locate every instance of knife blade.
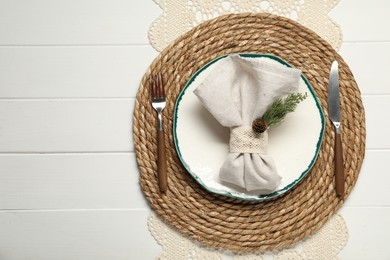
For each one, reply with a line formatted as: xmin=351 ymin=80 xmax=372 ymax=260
xmin=328 ymin=61 xmax=344 ymax=197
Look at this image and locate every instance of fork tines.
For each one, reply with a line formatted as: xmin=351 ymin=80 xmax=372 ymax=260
xmin=151 ymin=73 xmax=165 ymax=99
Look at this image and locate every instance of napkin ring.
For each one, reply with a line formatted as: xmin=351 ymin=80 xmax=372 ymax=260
xmin=229 ymin=126 xmax=268 ymax=154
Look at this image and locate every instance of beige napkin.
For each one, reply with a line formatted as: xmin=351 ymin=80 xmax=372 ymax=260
xmin=194 ymin=55 xmax=301 ymax=192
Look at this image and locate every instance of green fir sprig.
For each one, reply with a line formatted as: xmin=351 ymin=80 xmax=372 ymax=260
xmin=262 ymin=92 xmax=308 ymax=128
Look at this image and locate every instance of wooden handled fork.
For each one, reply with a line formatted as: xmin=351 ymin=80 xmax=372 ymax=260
xmin=150 ymin=73 xmax=167 ymax=192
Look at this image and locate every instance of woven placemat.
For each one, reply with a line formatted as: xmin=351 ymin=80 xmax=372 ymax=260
xmin=134 ymin=13 xmax=365 ymax=252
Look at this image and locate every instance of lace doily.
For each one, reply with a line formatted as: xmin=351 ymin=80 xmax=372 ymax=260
xmin=146 ymin=2 xmax=347 ymax=258
xmin=149 ymin=0 xmax=342 ymax=52
xmin=148 ymin=212 xmax=348 ymax=259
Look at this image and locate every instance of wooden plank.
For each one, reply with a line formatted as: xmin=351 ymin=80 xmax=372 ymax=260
xmin=0 ymin=96 xmax=385 ymax=152
xmin=0 ymin=99 xmax=135 ymax=152
xmin=363 ymin=95 xmax=390 ymax=149
xmin=0 ymin=46 xmax=158 ymax=98
xmin=0 ymin=150 xmax=387 ymax=210
xmin=0 ymin=147 xmax=380 ymax=245
xmin=0 ymin=153 xmax=149 ymax=210
xmin=344 ymin=150 xmax=390 ymax=207
xmin=340 ymin=43 xmax=390 ymax=95
xmin=0 ymin=0 xmax=160 ymax=45
xmin=340 ymin=207 xmax=390 ymax=259
xmin=0 ymin=207 xmax=388 ymax=259
xmin=0 ymin=0 xmax=388 ymax=45
xmin=0 ymin=209 xmax=160 ymax=260
xmin=0 ymin=43 xmax=388 ymax=98
xmin=331 ymin=0 xmax=390 ymax=41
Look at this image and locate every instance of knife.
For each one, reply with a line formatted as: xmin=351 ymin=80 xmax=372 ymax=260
xmin=328 ymin=61 xmax=344 ymax=197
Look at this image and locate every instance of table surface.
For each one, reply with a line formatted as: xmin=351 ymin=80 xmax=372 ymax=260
xmin=0 ymin=1 xmax=389 ymax=259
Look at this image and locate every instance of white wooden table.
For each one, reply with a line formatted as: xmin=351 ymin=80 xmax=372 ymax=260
xmin=0 ymin=1 xmax=389 ymax=259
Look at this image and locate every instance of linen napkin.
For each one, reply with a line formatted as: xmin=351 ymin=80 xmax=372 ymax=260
xmin=193 ymin=55 xmax=301 ymax=192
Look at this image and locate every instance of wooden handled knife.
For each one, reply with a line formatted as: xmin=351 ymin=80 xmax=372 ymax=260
xmin=328 ymin=61 xmax=344 ymax=197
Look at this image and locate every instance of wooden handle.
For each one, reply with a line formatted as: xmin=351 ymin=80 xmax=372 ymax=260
xmin=334 ymin=133 xmax=344 ymax=197
xmin=157 ymin=130 xmax=168 ymax=192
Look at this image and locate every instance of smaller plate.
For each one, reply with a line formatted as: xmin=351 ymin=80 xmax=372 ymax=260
xmin=173 ymin=54 xmax=325 ymax=201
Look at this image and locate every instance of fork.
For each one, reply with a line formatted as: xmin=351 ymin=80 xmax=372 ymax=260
xmin=150 ymin=73 xmax=168 ymax=192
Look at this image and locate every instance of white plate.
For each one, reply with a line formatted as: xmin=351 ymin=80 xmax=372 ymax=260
xmin=173 ymin=54 xmax=325 ymax=201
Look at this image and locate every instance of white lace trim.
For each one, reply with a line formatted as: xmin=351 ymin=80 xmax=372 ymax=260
xmin=149 ymin=0 xmax=342 ymax=52
xmin=148 ymin=212 xmax=348 ymax=259
xmin=230 ymin=126 xmax=268 ymax=153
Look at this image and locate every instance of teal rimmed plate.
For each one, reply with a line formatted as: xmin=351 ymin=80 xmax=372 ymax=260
xmin=173 ymin=53 xmax=325 ymax=201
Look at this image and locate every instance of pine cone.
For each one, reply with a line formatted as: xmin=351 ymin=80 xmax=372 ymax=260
xmin=252 ymin=118 xmax=268 ymax=133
